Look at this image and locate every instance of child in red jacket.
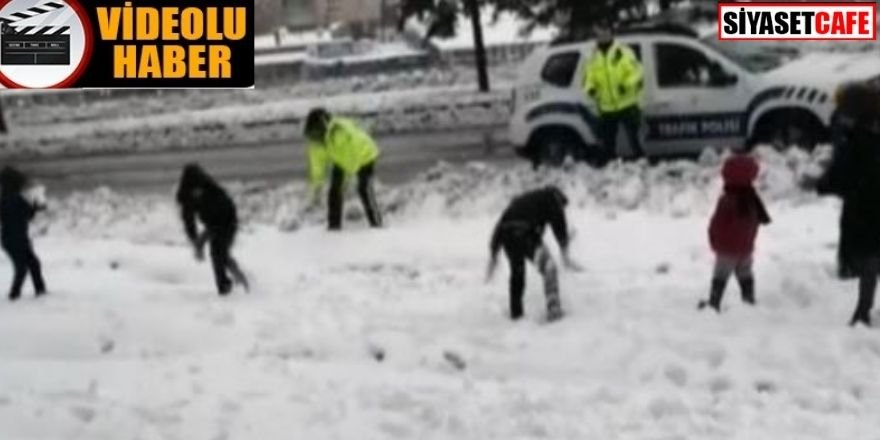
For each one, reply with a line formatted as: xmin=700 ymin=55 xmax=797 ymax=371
xmin=699 ymin=152 xmax=771 ymax=312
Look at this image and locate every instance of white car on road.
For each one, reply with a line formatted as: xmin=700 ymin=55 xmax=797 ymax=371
xmin=509 ymin=25 xmax=880 ymax=165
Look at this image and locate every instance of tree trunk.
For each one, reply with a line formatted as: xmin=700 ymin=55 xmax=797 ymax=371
xmin=466 ymin=0 xmax=490 ymax=92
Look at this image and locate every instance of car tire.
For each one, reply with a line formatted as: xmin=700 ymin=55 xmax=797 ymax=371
xmin=531 ymin=128 xmax=595 ymax=168
xmin=539 ymin=137 xmax=568 ymax=167
xmin=754 ymin=111 xmax=823 ymax=152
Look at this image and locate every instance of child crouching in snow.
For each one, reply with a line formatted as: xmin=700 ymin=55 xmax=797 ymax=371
xmin=699 ymin=151 xmax=771 ymax=312
xmin=176 ymin=163 xmax=249 ymax=296
xmin=486 ymin=186 xmax=583 ymax=322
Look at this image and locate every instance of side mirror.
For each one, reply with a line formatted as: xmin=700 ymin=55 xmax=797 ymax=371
xmin=721 ymin=73 xmax=738 ymax=86
xmin=708 ymin=62 xmax=737 ymax=87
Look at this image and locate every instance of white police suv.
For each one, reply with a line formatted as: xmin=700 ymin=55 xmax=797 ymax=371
xmin=509 ymin=24 xmax=880 ymax=164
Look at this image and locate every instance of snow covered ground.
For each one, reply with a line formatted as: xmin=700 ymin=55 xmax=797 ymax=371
xmin=2 ymin=147 xmax=879 ymax=438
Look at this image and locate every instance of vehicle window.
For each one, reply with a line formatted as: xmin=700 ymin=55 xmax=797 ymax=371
xmin=655 ymin=43 xmax=715 ymax=88
xmin=541 ymin=52 xmax=580 ymax=87
xmin=701 ymin=37 xmax=797 ymax=74
xmin=627 ymin=43 xmax=641 ymax=61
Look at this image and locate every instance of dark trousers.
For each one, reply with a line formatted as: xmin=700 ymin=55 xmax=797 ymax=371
xmin=207 ymin=229 xmax=246 ymax=295
xmin=598 ymin=105 xmax=645 ymax=159
xmin=852 ymin=257 xmax=880 ymax=326
xmin=2 ymin=239 xmax=45 ymax=299
xmin=498 ymin=225 xmax=560 ymax=320
xmin=837 ymin=207 xmax=858 ymax=279
xmin=328 ymin=161 xmax=383 ymax=230
xmin=706 ymin=254 xmax=755 ymax=311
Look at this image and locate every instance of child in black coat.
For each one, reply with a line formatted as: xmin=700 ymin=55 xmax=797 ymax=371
xmin=176 ymin=164 xmax=248 ymax=295
xmin=487 ymin=186 xmax=582 ymax=322
xmin=815 ymin=83 xmax=880 ymax=326
xmin=0 ymin=167 xmax=46 ymax=301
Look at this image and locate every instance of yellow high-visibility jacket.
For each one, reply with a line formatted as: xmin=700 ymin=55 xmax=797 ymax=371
xmin=582 ymin=42 xmax=644 ymax=114
xmin=308 ymin=117 xmax=380 ymax=192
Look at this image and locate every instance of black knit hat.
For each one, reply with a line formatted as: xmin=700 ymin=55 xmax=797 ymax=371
xmin=546 ymin=185 xmax=568 ymax=207
xmin=0 ymin=166 xmax=27 ymax=194
xmin=304 ymin=107 xmax=331 ymax=141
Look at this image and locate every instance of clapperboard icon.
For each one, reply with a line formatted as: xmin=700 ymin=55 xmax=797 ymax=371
xmin=0 ymin=2 xmax=69 ymax=65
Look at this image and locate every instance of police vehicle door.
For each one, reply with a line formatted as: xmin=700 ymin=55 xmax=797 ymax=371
xmin=644 ymin=39 xmax=750 ymax=155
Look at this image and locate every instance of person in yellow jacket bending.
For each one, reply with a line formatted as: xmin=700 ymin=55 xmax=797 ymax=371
xmin=304 ymin=108 xmax=383 ymax=230
xmin=582 ymin=22 xmax=646 ymax=160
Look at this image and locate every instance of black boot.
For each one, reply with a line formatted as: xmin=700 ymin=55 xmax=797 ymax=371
xmin=852 ymin=261 xmax=879 ymax=327
xmin=850 ymin=313 xmax=871 ymax=327
xmin=510 ymin=307 xmax=524 ymax=320
xmin=851 ymin=292 xmax=874 ymax=327
xmin=698 ymin=278 xmax=727 ymax=312
xmin=546 ymin=298 xmax=563 ymax=322
xmin=510 ymin=293 xmax=524 ymax=320
xmin=509 ymin=265 xmax=525 ymax=321
xmin=738 ymin=277 xmax=756 ymax=305
xmin=217 ymin=279 xmax=232 ymax=296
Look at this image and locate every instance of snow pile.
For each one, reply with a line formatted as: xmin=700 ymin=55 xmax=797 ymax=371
xmin=36 ymin=188 xmax=181 ymax=243
xmin=383 ymin=146 xmax=827 ymax=221
xmin=35 ymin=146 xmax=829 ymax=241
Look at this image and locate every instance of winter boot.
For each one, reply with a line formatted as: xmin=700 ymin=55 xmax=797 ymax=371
xmin=7 ymin=292 xmax=19 ymax=302
xmin=510 ymin=292 xmax=524 ymax=320
xmin=738 ymin=277 xmax=756 ymax=305
xmin=218 ymin=280 xmax=233 ymax=296
xmin=850 ymin=312 xmax=871 ymax=327
xmin=852 ymin=263 xmax=879 ymax=327
xmin=546 ymin=297 xmax=563 ymax=323
xmin=698 ymin=278 xmax=727 ymax=312
xmin=510 ymin=307 xmax=524 ymax=321
xmin=851 ymin=291 xmax=875 ymax=327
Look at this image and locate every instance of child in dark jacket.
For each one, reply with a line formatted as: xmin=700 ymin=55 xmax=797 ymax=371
xmin=176 ymin=164 xmax=249 ymax=296
xmin=699 ymin=153 xmax=771 ymax=312
xmin=487 ymin=186 xmax=582 ymax=322
xmin=0 ymin=167 xmax=46 ymax=301
xmin=814 ymin=82 xmax=880 ymax=326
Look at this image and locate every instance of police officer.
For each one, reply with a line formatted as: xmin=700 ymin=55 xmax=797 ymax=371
xmin=304 ymin=108 xmax=383 ymax=231
xmin=582 ymin=22 xmax=646 ymax=160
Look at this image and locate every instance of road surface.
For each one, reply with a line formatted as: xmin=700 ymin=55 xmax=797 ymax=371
xmin=10 ymin=127 xmax=517 ymax=194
